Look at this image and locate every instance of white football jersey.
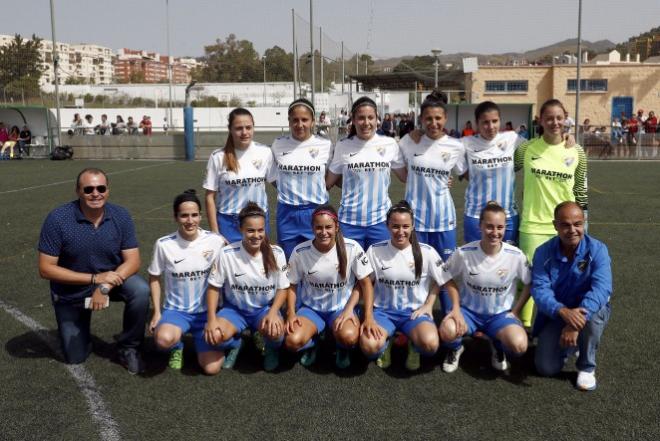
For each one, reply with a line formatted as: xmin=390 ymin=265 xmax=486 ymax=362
xmin=400 ymin=134 xmax=467 ymax=232
xmin=328 ymin=134 xmax=405 ymax=226
xmin=368 ymin=240 xmax=452 ymax=310
xmin=148 ymin=230 xmax=227 ymax=314
xmin=445 ymin=241 xmax=531 ymax=315
xmin=268 ymin=135 xmax=333 ymax=206
xmin=462 ymin=132 xmax=525 ymax=219
xmin=203 ymin=142 xmax=274 ymax=214
xmin=209 ymin=241 xmax=290 ymax=312
xmin=288 ymin=238 xmax=372 ymax=312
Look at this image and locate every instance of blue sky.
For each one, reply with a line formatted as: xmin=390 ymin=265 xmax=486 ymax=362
xmin=3 ymin=0 xmax=658 ymax=58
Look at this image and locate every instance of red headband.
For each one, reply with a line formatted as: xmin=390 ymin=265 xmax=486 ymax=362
xmin=314 ymin=210 xmax=338 ymax=222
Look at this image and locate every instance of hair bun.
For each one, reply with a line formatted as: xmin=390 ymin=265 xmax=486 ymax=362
xmin=184 ymin=189 xmax=197 ymax=195
xmin=485 ymin=200 xmax=501 ymax=208
xmin=427 ymin=90 xmax=448 ymax=105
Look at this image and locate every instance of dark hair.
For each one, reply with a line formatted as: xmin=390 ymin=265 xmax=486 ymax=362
xmin=76 ymin=167 xmax=108 ymax=189
xmin=479 ymin=201 xmax=507 ymax=223
xmin=553 ymin=201 xmax=583 ymax=219
xmin=311 ymin=204 xmax=347 ymax=280
xmin=224 ymin=108 xmax=254 ymax=173
xmin=349 ymin=97 xmax=378 ymax=138
xmin=386 ymin=200 xmax=422 ymax=280
xmin=173 ymin=189 xmax=201 ymax=215
xmin=474 ymin=101 xmax=500 ymax=123
xmin=238 ymin=202 xmax=277 ymax=276
xmin=288 ymin=98 xmax=315 ymax=118
xmin=539 ymin=99 xmax=568 ymax=118
xmin=420 ymin=90 xmax=448 ymax=116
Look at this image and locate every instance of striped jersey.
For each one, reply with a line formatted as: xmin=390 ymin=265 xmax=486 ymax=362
xmin=328 ymin=134 xmax=405 ymax=226
xmin=400 ymin=134 xmax=467 ymax=232
xmin=148 ymin=229 xmax=227 ymax=314
xmin=287 ymin=238 xmax=372 ymax=312
xmin=367 ymin=240 xmax=451 ymax=310
xmin=445 ymin=241 xmax=531 ymax=315
xmin=514 ymin=138 xmax=588 ymax=234
xmin=268 ymin=135 xmax=333 ymax=206
xmin=462 ymin=131 xmax=524 ymax=219
xmin=203 ymin=142 xmax=274 ymax=214
xmin=208 ymin=241 xmax=289 ymax=312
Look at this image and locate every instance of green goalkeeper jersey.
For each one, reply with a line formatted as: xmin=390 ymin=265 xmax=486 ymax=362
xmin=514 ymin=137 xmax=588 ymax=235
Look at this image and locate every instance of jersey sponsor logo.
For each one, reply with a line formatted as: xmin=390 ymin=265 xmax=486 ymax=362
xmin=174 ymin=258 xmax=185 ymax=264
xmin=224 ymin=177 xmax=267 ymax=186
xmin=308 ymin=280 xmax=347 ymax=289
xmin=471 ymin=157 xmax=512 ymax=166
xmin=410 ymin=164 xmax=449 ymax=177
xmin=530 ymin=167 xmax=573 ymax=181
xmin=377 ymin=278 xmax=420 ymax=287
xmin=278 ymin=164 xmax=322 ymax=173
xmin=347 ymin=161 xmax=389 ymax=170
xmin=466 ymin=281 xmax=508 ymax=296
xmin=230 ymin=283 xmax=275 ymax=293
xmin=171 ymin=267 xmax=211 ymax=279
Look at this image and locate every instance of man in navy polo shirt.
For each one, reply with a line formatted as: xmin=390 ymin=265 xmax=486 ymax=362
xmin=38 ymin=167 xmax=149 ymax=374
xmin=532 ymin=201 xmax=612 ymax=391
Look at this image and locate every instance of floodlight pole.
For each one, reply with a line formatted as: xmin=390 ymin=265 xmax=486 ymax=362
xmin=310 ymin=0 xmax=315 ymax=107
xmin=575 ymin=0 xmax=583 ymax=144
xmin=292 ymin=9 xmax=298 ymax=99
xmin=49 ymin=0 xmax=62 ymax=148
xmin=166 ymin=0 xmax=173 ymax=129
xmin=341 ymin=41 xmax=345 ymax=95
xmin=320 ymin=27 xmax=323 ymax=94
xmin=431 ymin=49 xmax=442 ymax=90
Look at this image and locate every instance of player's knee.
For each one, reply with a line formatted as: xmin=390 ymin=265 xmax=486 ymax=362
xmin=336 ymin=326 xmax=359 ymax=347
xmin=418 ymin=332 xmax=440 ymax=354
xmin=154 ymin=333 xmax=177 ymax=350
xmin=284 ymin=332 xmax=307 ymax=352
xmin=439 ymin=320 xmax=458 ymax=343
xmin=201 ymin=361 xmax=222 ymax=376
xmin=359 ymin=335 xmax=382 ymax=356
xmin=507 ymin=334 xmax=528 ymax=356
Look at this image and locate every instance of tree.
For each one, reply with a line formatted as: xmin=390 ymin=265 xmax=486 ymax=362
xmin=198 ymin=34 xmax=262 ymax=82
xmin=0 ymin=34 xmax=44 ymax=98
xmin=393 ymin=55 xmax=436 ymax=74
xmin=263 ymin=46 xmax=293 ymax=82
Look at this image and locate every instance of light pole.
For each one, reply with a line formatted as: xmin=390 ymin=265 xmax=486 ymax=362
xmin=431 ymin=48 xmax=442 ymax=89
xmin=49 ymin=0 xmax=62 ymax=148
xmin=165 ymin=0 xmax=173 ymax=129
xmin=263 ymin=56 xmax=267 ymax=106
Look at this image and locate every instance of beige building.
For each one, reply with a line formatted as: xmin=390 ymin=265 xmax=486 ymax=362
xmin=466 ymin=63 xmax=660 ymax=125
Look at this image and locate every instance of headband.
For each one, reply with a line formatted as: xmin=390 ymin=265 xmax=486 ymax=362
xmin=313 ymin=209 xmax=338 ymax=221
xmin=289 ymin=101 xmax=315 ymax=117
xmin=351 ymin=99 xmax=377 ymax=115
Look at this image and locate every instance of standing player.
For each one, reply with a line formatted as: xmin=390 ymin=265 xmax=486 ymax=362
xmin=268 ymin=98 xmax=333 ymax=259
xmin=326 ymin=96 xmax=407 ymax=250
xmin=204 ymin=202 xmax=289 ymax=372
xmin=399 ymin=91 xmax=466 ymax=263
xmin=514 ymin=99 xmax=588 ymax=327
xmin=359 ymin=201 xmax=452 ymax=371
xmin=284 ymin=205 xmax=373 ymax=369
xmin=439 ymin=202 xmax=531 ymax=373
xmin=148 ymin=190 xmax=227 ymax=374
xmin=204 ymin=108 xmax=274 ymax=243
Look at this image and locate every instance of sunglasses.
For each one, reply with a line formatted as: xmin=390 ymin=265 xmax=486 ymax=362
xmin=82 ymin=185 xmax=107 ymax=194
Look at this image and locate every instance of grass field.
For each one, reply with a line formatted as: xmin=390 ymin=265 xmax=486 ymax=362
xmin=1 ymin=159 xmax=659 ymax=440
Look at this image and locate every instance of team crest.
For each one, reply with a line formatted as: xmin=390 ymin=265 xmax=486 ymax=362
xmin=497 ymin=141 xmax=506 ymax=150
xmin=202 ymin=249 xmax=214 ymax=261
xmin=408 ymin=261 xmax=415 ymax=271
xmin=308 ymin=147 xmax=319 ymax=158
xmin=441 ymin=152 xmax=451 ymax=162
xmin=252 ymin=159 xmax=263 ymax=169
xmin=496 ymin=268 xmax=509 ymax=280
xmin=435 ymin=259 xmax=443 ymax=267
xmin=577 ymin=260 xmax=589 ymax=272
xmin=376 ymin=145 xmax=386 ymax=156
xmin=563 ymin=156 xmax=575 ymax=167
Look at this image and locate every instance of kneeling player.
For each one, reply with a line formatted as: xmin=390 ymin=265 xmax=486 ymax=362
xmin=439 ymin=202 xmax=531 ymax=373
xmin=204 ymin=202 xmax=290 ymax=372
xmin=148 ymin=190 xmax=227 ymax=374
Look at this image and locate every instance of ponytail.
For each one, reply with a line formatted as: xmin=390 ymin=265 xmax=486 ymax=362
xmin=479 ymin=200 xmax=507 ymax=223
xmin=387 ymin=200 xmax=422 ymax=280
xmin=238 ymin=202 xmax=277 ymax=276
xmin=224 ymin=108 xmax=254 ymax=173
xmin=311 ymin=204 xmax=347 ymax=280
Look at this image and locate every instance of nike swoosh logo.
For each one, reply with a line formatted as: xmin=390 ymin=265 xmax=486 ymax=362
xmin=307 ymin=270 xmax=318 ymax=275
xmin=174 ymin=259 xmax=185 ymax=264
xmin=531 ymin=156 xmax=541 ymax=161
xmin=349 ymin=152 xmax=359 ymax=157
xmin=281 ymin=151 xmax=292 ymax=156
xmin=414 ymin=153 xmax=424 ymax=157
xmin=469 ymin=272 xmax=479 ymax=276
xmin=381 ymin=266 xmax=392 ymax=271
xmin=234 ymin=273 xmax=245 ymax=277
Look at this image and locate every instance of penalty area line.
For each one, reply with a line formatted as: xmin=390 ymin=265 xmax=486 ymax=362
xmin=0 ymin=299 xmax=121 ymax=441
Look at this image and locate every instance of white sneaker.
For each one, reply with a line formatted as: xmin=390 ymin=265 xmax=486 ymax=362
xmin=442 ymin=346 xmax=464 ymax=373
xmin=576 ymin=370 xmax=597 ymax=391
xmin=490 ymin=343 xmax=508 ymax=371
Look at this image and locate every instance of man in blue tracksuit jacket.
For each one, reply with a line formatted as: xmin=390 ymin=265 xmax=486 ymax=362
xmin=532 ymin=201 xmax=612 ymax=391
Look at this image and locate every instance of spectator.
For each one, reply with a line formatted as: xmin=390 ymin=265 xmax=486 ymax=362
xmin=580 ymin=118 xmax=591 ymax=135
xmin=113 ymin=115 xmax=126 ymax=135
xmin=139 ymin=115 xmax=153 ymax=136
xmin=162 ymin=117 xmax=169 ymax=134
xmin=461 ymin=121 xmax=475 ymax=137
xmin=126 ymin=116 xmax=138 ymax=135
xmin=69 ymin=113 xmax=83 ymax=136
xmin=83 ymin=115 xmax=95 ymax=135
xmin=398 ymin=115 xmax=411 ymax=138
xmin=0 ymin=122 xmax=9 ymax=145
xmin=644 ymin=110 xmax=657 ymax=136
xmin=1 ymin=125 xmax=20 ymax=159
xmin=504 ymin=121 xmax=514 ymax=131
xmin=18 ymin=125 xmax=32 ymax=157
xmin=96 ymin=114 xmax=111 ymax=135
xmin=564 ymin=112 xmax=576 ymax=133
xmin=611 ymin=117 xmax=623 ymax=145
xmin=532 ymin=115 xmax=543 ymax=137
xmin=381 ymin=113 xmax=395 ymax=137
xmin=626 ymin=116 xmax=639 ymax=146
xmin=517 ymin=124 xmax=529 ymax=140
xmin=318 ymin=111 xmax=330 ymax=136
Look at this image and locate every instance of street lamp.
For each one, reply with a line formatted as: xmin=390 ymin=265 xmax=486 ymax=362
xmin=263 ymin=56 xmax=267 ymax=106
xmin=431 ymin=48 xmax=442 ymax=89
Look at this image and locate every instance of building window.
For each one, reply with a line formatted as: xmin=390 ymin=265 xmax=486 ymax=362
xmin=567 ymin=79 xmax=608 ymax=92
xmin=485 ymin=80 xmax=528 ymax=93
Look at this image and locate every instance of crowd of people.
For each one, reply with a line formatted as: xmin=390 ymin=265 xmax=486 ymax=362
xmin=38 ymin=93 xmax=612 ymax=392
xmin=0 ymin=122 xmax=32 ymax=159
xmin=68 ymin=113 xmax=155 ymax=136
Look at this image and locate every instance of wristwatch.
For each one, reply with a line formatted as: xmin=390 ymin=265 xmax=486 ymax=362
xmin=99 ymin=284 xmax=111 ymax=295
